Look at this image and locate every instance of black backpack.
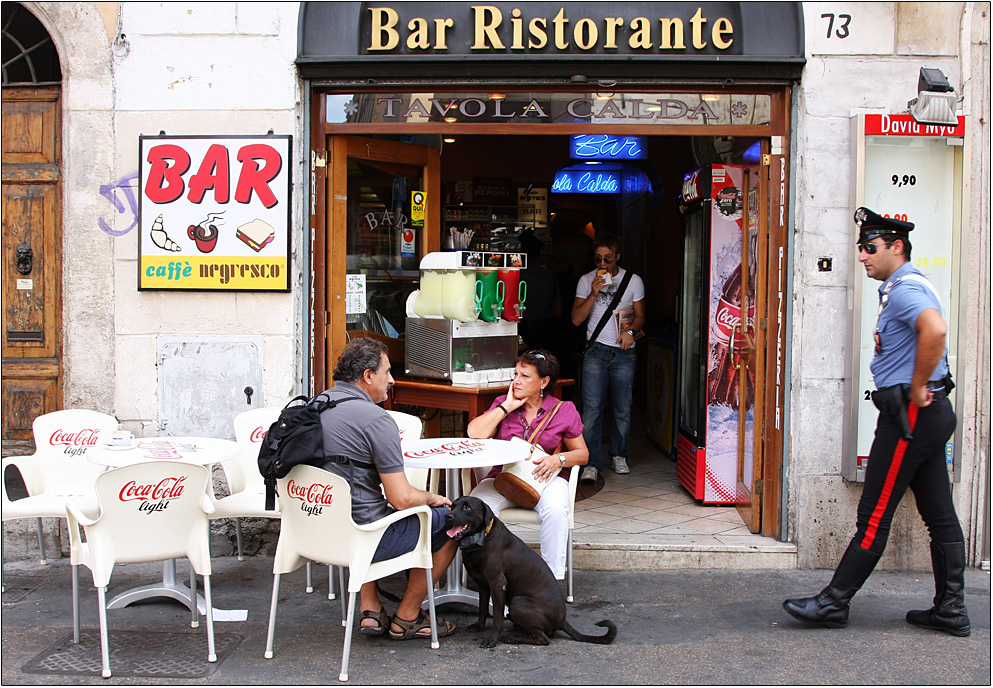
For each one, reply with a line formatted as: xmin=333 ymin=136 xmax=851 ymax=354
xmin=257 ymin=393 xmax=359 ymax=510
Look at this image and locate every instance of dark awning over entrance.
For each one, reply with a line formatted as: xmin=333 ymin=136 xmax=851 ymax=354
xmin=297 ymin=2 xmax=805 ymax=82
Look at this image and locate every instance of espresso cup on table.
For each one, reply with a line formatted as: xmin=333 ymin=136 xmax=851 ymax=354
xmin=111 ymin=430 xmax=134 ymax=446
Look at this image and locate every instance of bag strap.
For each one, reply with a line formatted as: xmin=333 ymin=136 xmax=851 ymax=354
xmin=525 ymin=400 xmax=564 ymax=448
xmin=586 ymin=270 xmax=633 ymax=349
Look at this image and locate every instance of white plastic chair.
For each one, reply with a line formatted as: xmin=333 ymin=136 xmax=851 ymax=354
xmin=210 ymin=407 xmax=282 ymax=560
xmin=66 ymin=461 xmax=217 ymax=678
xmin=264 ymin=464 xmax=440 ymax=682
xmin=387 ymin=410 xmax=438 ymax=492
xmin=462 ymin=463 xmax=581 ymax=602
xmin=2 ymin=410 xmax=119 ymax=564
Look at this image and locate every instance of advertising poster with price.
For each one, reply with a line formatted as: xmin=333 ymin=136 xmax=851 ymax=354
xmin=138 ymin=135 xmax=292 ymax=291
xmin=853 ymin=115 xmax=964 ymax=472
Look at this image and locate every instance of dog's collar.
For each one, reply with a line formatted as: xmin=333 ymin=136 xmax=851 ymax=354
xmin=458 ymin=518 xmax=495 ymax=552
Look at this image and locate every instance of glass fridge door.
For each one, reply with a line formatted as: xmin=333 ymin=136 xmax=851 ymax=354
xmin=678 ymin=206 xmax=707 ymax=442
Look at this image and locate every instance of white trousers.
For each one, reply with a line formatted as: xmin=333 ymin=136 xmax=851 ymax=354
xmin=469 ymin=475 xmax=570 ymax=579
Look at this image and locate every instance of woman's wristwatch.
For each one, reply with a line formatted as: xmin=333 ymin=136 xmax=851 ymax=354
xmin=557 ymin=453 xmax=567 ymax=468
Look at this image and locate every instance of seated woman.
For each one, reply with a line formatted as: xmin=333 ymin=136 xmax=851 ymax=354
xmin=466 ymin=349 xmax=589 ymax=580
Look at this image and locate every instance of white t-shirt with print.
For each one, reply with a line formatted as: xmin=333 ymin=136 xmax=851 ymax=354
xmin=575 ymin=267 xmax=645 ymax=348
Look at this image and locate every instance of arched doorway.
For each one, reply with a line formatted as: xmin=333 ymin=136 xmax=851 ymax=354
xmin=2 ymin=2 xmax=64 ymax=453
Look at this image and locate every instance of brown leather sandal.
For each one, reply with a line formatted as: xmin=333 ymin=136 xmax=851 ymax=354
xmin=388 ymin=610 xmax=455 ymax=640
xmin=359 ymin=609 xmax=391 ymax=636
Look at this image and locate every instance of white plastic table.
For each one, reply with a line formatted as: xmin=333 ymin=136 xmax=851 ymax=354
xmin=401 ymin=437 xmax=530 ymax=607
xmin=87 ymin=436 xmax=244 ymax=620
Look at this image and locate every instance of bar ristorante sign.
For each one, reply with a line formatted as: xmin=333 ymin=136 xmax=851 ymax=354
xmin=365 ymin=5 xmax=735 ymax=53
xmin=297 ymin=2 xmax=806 ymax=79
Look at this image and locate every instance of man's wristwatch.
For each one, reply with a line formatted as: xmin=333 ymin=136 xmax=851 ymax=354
xmin=624 ymin=329 xmax=636 ymax=336
xmin=557 ymin=453 xmax=567 ymax=468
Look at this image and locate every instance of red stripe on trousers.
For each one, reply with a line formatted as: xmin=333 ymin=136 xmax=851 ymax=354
xmin=860 ymin=403 xmax=920 ymax=550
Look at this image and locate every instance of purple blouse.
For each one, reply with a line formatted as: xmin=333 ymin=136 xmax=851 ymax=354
xmin=483 ymin=394 xmax=583 ymax=480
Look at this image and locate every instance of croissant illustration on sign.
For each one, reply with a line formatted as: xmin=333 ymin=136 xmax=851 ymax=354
xmin=236 ymin=219 xmax=275 ymax=252
xmin=149 ymin=214 xmax=181 ymax=252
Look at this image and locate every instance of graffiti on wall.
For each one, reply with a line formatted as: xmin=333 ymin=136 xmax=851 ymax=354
xmin=98 ymin=171 xmax=140 ymax=236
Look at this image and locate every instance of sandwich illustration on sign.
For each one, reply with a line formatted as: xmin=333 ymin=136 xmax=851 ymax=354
xmin=236 ymin=219 xmax=275 ymax=252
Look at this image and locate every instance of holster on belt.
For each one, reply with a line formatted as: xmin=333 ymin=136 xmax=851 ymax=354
xmin=871 ymin=384 xmax=913 ymax=441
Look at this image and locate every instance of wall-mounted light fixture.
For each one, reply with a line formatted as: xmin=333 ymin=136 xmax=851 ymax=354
xmin=908 ymin=67 xmax=959 ymax=126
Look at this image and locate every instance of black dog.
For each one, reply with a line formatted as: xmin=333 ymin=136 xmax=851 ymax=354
xmin=445 ymin=495 xmax=617 ymax=648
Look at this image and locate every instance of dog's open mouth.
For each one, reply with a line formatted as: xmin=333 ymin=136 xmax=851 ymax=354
xmin=447 ymin=524 xmax=470 ymax=540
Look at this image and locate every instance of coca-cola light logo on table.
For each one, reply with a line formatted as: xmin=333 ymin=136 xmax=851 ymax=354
xmin=49 ymin=428 xmax=101 ymax=457
xmin=403 ymin=439 xmax=487 ymax=460
xmin=119 ymin=475 xmax=187 ymax=515
xmin=286 ymin=478 xmax=335 ymax=517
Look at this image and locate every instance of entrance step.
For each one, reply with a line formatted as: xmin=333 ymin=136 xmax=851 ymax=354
xmin=510 ymin=529 xmax=798 ymax=571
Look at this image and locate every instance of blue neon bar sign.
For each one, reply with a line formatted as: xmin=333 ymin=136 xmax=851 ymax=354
xmin=570 ymin=135 xmax=646 ymax=160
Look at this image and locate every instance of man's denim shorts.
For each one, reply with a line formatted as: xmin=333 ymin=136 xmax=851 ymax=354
xmin=372 ymin=506 xmax=450 ymax=563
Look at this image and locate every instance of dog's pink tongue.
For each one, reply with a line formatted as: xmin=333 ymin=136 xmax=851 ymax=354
xmin=446 ymin=526 xmax=463 ymax=538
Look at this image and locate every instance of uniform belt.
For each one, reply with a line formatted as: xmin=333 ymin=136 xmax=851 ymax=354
xmin=926 ymin=380 xmax=946 ymax=392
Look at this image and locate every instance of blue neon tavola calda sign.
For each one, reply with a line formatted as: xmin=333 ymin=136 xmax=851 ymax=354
xmin=570 ymin=135 xmax=646 ymax=160
xmin=551 ymin=164 xmax=652 ymax=195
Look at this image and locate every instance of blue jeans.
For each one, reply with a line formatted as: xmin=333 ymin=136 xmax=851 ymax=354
xmin=581 ymin=342 xmax=637 ymax=471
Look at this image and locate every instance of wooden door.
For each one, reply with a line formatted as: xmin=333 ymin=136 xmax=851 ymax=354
xmin=735 ymin=162 xmax=766 ymax=533
xmin=312 ymin=136 xmax=440 ymax=392
xmin=2 ymin=86 xmax=63 ymax=452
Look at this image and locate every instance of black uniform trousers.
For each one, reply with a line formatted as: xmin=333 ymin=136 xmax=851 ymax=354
xmin=853 ymin=392 xmax=961 ymax=556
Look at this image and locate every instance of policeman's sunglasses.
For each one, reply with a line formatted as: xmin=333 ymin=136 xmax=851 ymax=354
xmin=857 ymin=240 xmax=892 ymax=255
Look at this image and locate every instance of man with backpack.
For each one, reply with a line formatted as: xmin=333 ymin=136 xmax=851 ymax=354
xmin=319 ymin=338 xmax=457 ymax=640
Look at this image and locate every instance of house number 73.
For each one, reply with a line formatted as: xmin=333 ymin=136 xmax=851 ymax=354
xmin=821 ymin=13 xmax=852 ymax=39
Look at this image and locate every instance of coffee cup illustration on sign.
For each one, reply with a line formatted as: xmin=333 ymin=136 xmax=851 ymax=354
xmin=188 ymin=212 xmax=224 ymax=253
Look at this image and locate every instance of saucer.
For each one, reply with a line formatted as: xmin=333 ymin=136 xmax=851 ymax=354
xmin=101 ymin=442 xmax=137 ymax=451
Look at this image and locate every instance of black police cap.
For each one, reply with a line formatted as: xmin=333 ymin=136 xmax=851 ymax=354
xmin=854 ymin=207 xmax=914 ymax=244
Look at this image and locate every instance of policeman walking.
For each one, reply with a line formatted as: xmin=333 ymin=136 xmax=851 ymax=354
xmin=783 ymin=208 xmax=970 ymax=636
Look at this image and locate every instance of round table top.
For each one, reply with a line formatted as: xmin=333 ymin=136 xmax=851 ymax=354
xmin=401 ymin=437 xmax=531 ymax=470
xmin=87 ymin=436 xmax=241 ymax=468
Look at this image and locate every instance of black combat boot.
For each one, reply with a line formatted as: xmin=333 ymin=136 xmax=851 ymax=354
xmin=906 ymin=541 xmax=971 ymax=637
xmin=783 ymin=541 xmax=880 ymax=628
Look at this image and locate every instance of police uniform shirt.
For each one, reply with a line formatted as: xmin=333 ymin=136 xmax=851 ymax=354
xmin=870 ymin=262 xmax=949 ymax=389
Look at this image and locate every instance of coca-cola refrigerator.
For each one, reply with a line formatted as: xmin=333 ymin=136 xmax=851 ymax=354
xmin=676 ymin=164 xmax=756 ymax=504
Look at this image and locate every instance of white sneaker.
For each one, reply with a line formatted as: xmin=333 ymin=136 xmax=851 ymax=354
xmin=611 ymin=456 xmax=630 ymax=474
xmin=580 ymin=466 xmax=599 ymax=483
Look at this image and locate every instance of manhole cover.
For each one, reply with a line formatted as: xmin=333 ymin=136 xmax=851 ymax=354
xmin=22 ymin=630 xmax=242 ymax=678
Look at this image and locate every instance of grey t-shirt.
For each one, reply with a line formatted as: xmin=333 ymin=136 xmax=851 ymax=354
xmin=317 ymin=382 xmax=403 ymax=525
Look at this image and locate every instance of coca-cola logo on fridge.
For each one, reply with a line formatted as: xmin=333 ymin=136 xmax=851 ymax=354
xmin=119 ymin=476 xmax=187 ymax=515
xmin=49 ymin=428 xmax=101 ymax=457
xmin=286 ymin=478 xmax=333 ymax=517
xmin=714 ymin=298 xmax=757 ymax=345
xmin=681 ymin=169 xmax=702 ymax=205
xmin=713 ymin=298 xmax=742 ymax=344
xmin=715 ymin=186 xmax=742 ymax=218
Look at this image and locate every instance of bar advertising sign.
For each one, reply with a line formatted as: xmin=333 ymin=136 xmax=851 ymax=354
xmin=138 ymin=135 xmax=292 ymax=291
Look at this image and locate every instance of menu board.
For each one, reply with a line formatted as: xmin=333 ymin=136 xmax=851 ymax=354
xmin=846 ymin=115 xmax=964 ymax=480
xmin=138 ymin=135 xmax=292 ymax=291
